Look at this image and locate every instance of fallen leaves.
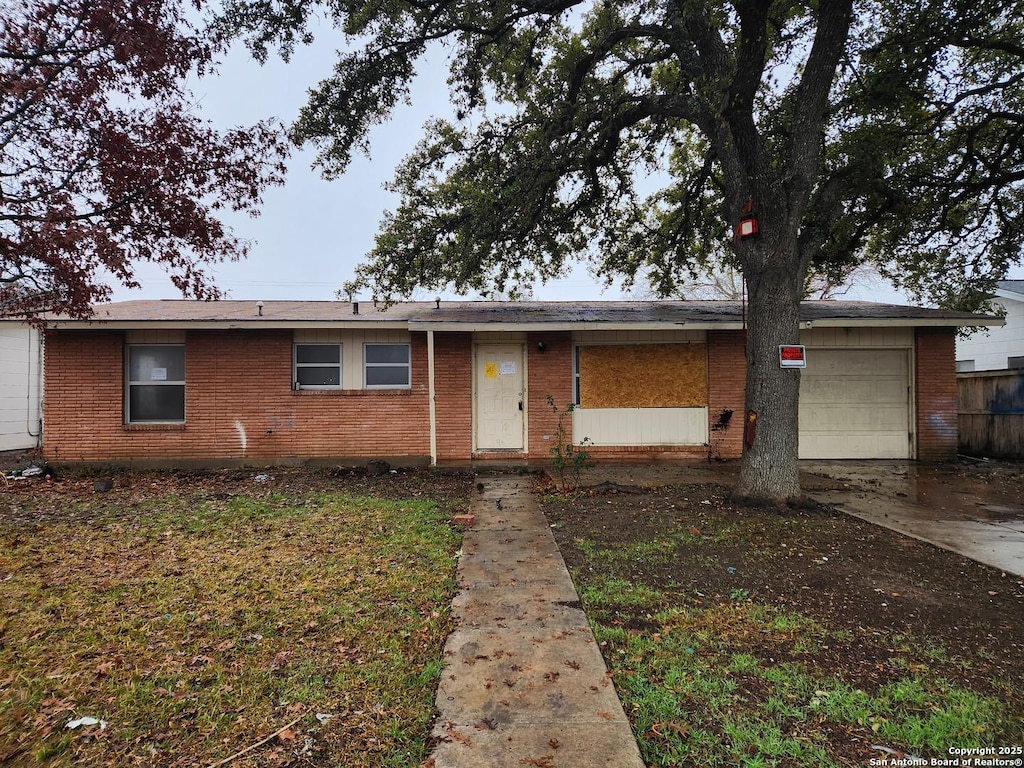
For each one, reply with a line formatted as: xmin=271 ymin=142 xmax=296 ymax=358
xmin=443 ymin=722 xmax=472 ymax=746
xmin=649 ymin=721 xmax=690 ymax=739
xmin=0 ymin=467 xmax=473 ymax=767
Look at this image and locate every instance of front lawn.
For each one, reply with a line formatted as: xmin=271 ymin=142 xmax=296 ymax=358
xmin=0 ymin=467 xmax=471 ymax=767
xmin=543 ymin=481 xmax=1024 ymax=767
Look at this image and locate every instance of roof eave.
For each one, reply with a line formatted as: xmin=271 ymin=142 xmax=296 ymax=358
xmin=406 ymin=320 xmax=743 ymax=331
xmin=994 ymin=288 xmax=1024 ymax=302
xmin=46 ymin=320 xmax=414 ymax=330
xmin=805 ymin=317 xmax=1004 ymax=329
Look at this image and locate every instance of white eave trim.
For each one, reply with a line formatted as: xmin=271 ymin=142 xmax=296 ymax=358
xmin=46 ymin=320 xmax=414 ymax=330
xmin=406 ymin=321 xmax=739 ymax=331
xmin=43 ymin=316 xmax=1004 ymax=332
xmin=802 ymin=317 xmax=1004 ymax=329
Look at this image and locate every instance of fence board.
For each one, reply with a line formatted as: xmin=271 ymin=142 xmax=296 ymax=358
xmin=957 ymin=370 xmax=1024 ymax=458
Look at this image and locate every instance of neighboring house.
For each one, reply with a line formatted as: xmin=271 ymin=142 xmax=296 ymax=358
xmin=956 ymin=280 xmax=1024 ymax=371
xmin=0 ymin=323 xmax=42 ymax=452
xmin=34 ymin=299 xmax=997 ymax=466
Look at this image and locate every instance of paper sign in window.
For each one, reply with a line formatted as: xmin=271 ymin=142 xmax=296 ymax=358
xmin=485 ymin=362 xmax=499 ymax=379
xmin=499 ymin=361 xmax=516 ymax=375
xmin=151 ymin=368 xmax=168 ymax=381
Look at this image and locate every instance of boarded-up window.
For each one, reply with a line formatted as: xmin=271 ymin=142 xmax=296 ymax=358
xmin=577 ymin=344 xmax=707 ymax=408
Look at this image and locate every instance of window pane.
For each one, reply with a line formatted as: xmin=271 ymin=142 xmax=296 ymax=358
xmin=366 ymin=366 xmax=410 ymax=387
xmin=129 ymin=346 xmax=185 ymax=382
xmin=297 ymin=367 xmax=340 ymax=387
xmin=296 ymin=344 xmax=340 ymax=364
xmin=365 ymin=344 xmax=409 ymax=364
xmin=130 ymin=385 xmax=185 ymax=421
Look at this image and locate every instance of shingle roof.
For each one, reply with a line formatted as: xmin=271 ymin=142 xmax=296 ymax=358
xmin=996 ymin=280 xmax=1024 ymax=298
xmin=37 ymin=298 xmax=999 ymax=329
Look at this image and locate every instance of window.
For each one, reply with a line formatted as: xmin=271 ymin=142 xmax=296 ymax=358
xmin=1008 ymin=356 xmax=1024 ymax=370
xmin=956 ymin=359 xmax=976 ymax=373
xmin=364 ymin=343 xmax=411 ymax=388
xmin=294 ymin=344 xmax=342 ymax=389
xmin=126 ymin=345 xmax=185 ymax=422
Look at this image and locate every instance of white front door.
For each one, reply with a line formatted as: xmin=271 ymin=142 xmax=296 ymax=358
xmin=475 ymin=344 xmax=525 ymax=450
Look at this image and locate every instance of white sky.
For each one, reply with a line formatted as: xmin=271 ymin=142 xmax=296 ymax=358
xmin=107 ymin=35 xmax=977 ymax=307
xmin=111 ymin=39 xmax=616 ymax=304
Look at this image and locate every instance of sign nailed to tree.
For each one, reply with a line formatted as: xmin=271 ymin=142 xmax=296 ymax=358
xmin=779 ymin=346 xmax=807 ymax=369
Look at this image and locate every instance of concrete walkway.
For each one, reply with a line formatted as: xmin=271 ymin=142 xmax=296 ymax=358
xmin=429 ymin=475 xmax=645 ymax=768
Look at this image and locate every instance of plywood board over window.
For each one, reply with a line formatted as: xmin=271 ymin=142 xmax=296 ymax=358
xmin=578 ymin=344 xmax=707 ymax=408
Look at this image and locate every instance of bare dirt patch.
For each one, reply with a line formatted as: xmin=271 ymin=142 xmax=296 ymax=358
xmin=541 ymin=466 xmax=1024 ymax=763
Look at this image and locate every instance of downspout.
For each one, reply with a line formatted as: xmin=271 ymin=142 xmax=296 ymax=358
xmin=427 ymin=330 xmax=437 ymax=466
xmin=27 ymin=326 xmax=42 ymax=442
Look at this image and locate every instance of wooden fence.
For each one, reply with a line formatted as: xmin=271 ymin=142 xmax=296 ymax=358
xmin=958 ymin=370 xmax=1024 ymax=458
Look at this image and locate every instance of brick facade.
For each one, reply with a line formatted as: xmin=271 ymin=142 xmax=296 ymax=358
xmin=44 ymin=329 xmax=431 ymax=464
xmin=433 ymin=332 xmax=473 ymax=461
xmin=526 ymin=332 xmax=574 ymax=459
xmin=42 ymin=324 xmax=959 ymax=466
xmin=706 ymin=330 xmax=747 ymax=460
xmin=915 ymin=328 xmax=959 ymax=460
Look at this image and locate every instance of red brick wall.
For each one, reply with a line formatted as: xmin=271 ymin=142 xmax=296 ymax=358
xmin=527 ymin=332 xmax=574 ymax=460
xmin=915 ymin=328 xmax=958 ymax=461
xmin=706 ymin=330 xmax=747 ymax=459
xmin=45 ymin=325 xmax=955 ymax=465
xmin=433 ymin=332 xmax=472 ymax=460
xmin=43 ymin=329 xmax=433 ymax=464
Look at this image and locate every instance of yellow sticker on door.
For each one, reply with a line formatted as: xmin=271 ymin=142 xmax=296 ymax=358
xmin=485 ymin=362 xmax=499 ymax=379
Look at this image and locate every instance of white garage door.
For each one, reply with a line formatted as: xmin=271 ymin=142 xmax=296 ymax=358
xmin=799 ymin=348 xmax=911 ymax=459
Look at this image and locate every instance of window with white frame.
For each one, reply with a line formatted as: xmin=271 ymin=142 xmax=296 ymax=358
xmin=364 ymin=343 xmax=411 ymax=388
xmin=294 ymin=344 xmax=342 ymax=389
xmin=126 ymin=345 xmax=185 ymax=422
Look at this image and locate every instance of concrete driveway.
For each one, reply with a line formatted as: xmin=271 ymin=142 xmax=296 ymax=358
xmin=800 ymin=460 xmax=1024 ymax=578
xmin=579 ymin=459 xmax=1024 ymax=578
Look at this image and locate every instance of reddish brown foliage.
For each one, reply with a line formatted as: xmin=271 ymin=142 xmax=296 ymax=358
xmin=1 ymin=0 xmax=289 ymax=319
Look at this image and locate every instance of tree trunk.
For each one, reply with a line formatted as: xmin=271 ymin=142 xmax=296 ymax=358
xmin=732 ymin=264 xmax=803 ymax=503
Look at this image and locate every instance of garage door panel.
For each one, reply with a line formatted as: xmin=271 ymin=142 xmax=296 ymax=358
xmin=845 ymin=380 xmax=878 ymax=401
xmin=799 ymin=348 xmax=910 ymax=459
xmin=843 ymin=350 xmax=885 ymax=373
xmin=803 ymin=379 xmax=845 ymax=401
xmin=875 ymin=379 xmax=907 ymax=402
xmin=800 ymin=432 xmax=909 ymax=460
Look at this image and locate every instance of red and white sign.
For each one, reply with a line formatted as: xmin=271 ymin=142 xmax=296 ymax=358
xmin=779 ymin=345 xmax=806 ymax=369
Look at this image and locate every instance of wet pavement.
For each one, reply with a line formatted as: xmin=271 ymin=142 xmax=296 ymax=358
xmin=801 ymin=460 xmax=1024 ymax=578
xmin=429 ymin=475 xmax=645 ymax=767
xmin=579 ymin=460 xmax=1024 ymax=578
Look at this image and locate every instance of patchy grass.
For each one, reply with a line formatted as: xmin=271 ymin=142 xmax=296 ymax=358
xmin=545 ymin=482 xmax=1024 ymax=767
xmin=598 ymin=600 xmax=1011 ymax=767
xmin=0 ymin=470 xmax=470 ymax=767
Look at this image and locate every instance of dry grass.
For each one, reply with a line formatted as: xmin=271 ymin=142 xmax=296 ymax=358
xmin=0 ymin=468 xmax=471 ymax=767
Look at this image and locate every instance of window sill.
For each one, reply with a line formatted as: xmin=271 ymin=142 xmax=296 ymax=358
xmin=124 ymin=422 xmax=187 ymax=431
xmin=293 ymin=389 xmax=412 ymax=396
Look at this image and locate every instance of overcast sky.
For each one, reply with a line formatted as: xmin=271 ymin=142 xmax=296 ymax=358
xmin=107 ymin=33 xmax=957 ymax=307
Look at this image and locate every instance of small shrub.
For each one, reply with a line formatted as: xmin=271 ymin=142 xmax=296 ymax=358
xmin=546 ymin=395 xmax=594 ymax=491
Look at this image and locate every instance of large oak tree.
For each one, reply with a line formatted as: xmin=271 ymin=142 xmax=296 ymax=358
xmin=223 ymin=0 xmax=1024 ymax=501
xmin=1 ymin=0 xmax=289 ymax=319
